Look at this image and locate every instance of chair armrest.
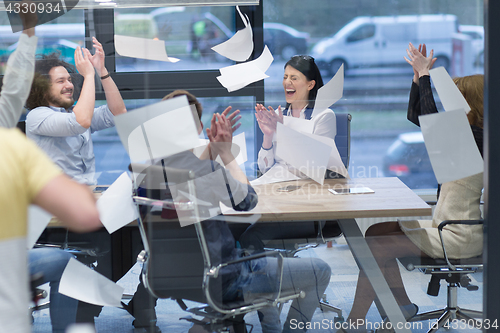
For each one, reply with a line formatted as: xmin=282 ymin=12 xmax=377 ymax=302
xmin=437 ymin=219 xmax=484 ymax=270
xmin=132 ymin=196 xmax=194 ymax=211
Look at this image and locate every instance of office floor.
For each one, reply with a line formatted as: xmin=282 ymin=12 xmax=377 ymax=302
xmin=32 ymin=236 xmax=483 ymax=333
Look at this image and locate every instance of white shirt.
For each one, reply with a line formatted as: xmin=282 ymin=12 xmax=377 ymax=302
xmin=257 ymin=106 xmax=336 ymax=175
xmin=0 ymin=33 xmax=38 ymax=128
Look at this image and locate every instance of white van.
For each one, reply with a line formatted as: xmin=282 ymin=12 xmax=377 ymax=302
xmin=311 ymin=14 xmax=458 ymax=75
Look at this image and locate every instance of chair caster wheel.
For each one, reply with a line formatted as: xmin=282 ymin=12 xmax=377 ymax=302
xmin=334 ymin=316 xmax=344 ymax=324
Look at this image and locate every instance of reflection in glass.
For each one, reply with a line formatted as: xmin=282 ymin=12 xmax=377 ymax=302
xmin=114 ymin=6 xmax=236 ymax=72
xmin=93 ymin=96 xmax=255 ymax=184
xmin=264 ymin=1 xmax=484 ymax=190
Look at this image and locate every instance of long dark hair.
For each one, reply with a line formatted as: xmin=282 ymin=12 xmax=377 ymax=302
xmin=284 ymin=55 xmax=324 ymax=119
xmin=26 ymin=52 xmax=82 ymax=110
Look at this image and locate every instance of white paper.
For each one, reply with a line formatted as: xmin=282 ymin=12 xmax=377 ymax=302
xmin=283 ymin=116 xmax=314 ymax=134
xmin=97 ymin=172 xmax=139 ymax=234
xmin=250 ymin=164 xmax=301 ymax=186
xmin=217 ymin=45 xmax=274 ymax=92
xmin=114 ymin=35 xmax=180 ymax=63
xmin=144 ymin=107 xmax=200 ymax=160
xmin=312 ymin=64 xmax=344 ymax=118
xmin=419 ymin=110 xmax=483 ymax=183
xmin=115 ymin=96 xmax=200 ymax=162
xmin=276 ymin=123 xmax=331 ymax=185
xmin=303 ymin=132 xmax=350 ymax=179
xmin=429 ymin=67 xmax=471 ymax=114
xmin=26 ymin=205 xmax=52 ymax=249
xmin=211 ymin=6 xmax=253 ymax=62
xmin=59 ymin=258 xmax=124 ymax=308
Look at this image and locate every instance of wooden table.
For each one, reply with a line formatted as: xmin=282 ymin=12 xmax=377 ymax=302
xmin=225 ymin=177 xmax=432 ymax=333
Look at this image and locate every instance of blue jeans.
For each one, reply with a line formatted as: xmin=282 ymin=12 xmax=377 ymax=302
xmin=29 ymin=248 xmax=78 ymax=333
xmin=224 ymin=256 xmax=331 ymax=333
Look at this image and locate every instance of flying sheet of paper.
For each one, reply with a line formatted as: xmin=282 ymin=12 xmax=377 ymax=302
xmin=303 ymin=132 xmax=350 ymax=179
xmin=217 ymin=45 xmax=274 ymax=92
xmin=250 ymin=164 xmax=301 ymax=186
xmin=59 ymin=258 xmax=124 ymax=308
xmin=26 ymin=205 xmax=52 ymax=249
xmin=97 ymin=172 xmax=139 ymax=234
xmin=419 ymin=110 xmax=483 ymax=183
xmin=211 ymin=6 xmax=253 ymax=61
xmin=165 ymin=168 xmax=246 ymax=227
xmin=228 ymin=132 xmax=247 ymax=165
xmin=115 ymin=96 xmax=200 ymax=162
xmin=429 ymin=67 xmax=471 ymax=114
xmin=114 ymin=35 xmax=180 ymax=63
xmin=276 ymin=123 xmax=331 ymax=185
xmin=283 ymin=116 xmax=314 ymax=134
xmin=193 ymin=134 xmax=246 ymax=165
xmin=312 ymin=64 xmax=344 ymax=118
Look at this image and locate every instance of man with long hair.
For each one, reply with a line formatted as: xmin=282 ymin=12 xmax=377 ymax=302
xmin=25 ymin=38 xmax=127 ymax=185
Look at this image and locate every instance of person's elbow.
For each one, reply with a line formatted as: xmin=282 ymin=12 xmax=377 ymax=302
xmin=110 ymin=106 xmax=127 ymax=116
xmin=75 ymin=117 xmax=92 ymax=129
xmin=66 ymin=207 xmax=102 ymax=232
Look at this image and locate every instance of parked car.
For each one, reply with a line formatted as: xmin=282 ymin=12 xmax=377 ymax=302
xmin=459 ymin=24 xmax=484 ymax=67
xmin=263 ymin=22 xmax=310 ymax=59
xmin=311 ymin=14 xmax=458 ymax=75
xmin=383 ymin=132 xmax=438 ymax=189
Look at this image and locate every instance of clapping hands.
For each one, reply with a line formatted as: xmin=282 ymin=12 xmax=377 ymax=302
xmin=255 ymin=103 xmax=283 ymax=137
xmin=404 ymin=43 xmax=437 ymax=82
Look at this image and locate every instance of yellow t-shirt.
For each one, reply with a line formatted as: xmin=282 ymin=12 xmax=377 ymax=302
xmin=0 ymin=128 xmax=62 ymax=241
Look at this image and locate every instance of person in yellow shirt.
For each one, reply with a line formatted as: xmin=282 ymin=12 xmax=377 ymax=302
xmin=0 ymin=114 xmax=101 ymax=333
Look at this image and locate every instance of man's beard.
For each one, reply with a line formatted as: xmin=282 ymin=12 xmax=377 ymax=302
xmin=47 ymin=92 xmax=74 ymax=109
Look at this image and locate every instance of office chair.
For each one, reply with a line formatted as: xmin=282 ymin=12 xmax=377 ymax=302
xmin=131 ymin=163 xmax=304 ymax=333
xmin=397 ymin=219 xmax=483 ymax=333
xmin=254 ymin=113 xmax=351 ymax=322
xmin=264 ymin=113 xmax=352 ymax=253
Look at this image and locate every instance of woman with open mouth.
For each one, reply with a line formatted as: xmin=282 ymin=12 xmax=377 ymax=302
xmin=255 ymin=54 xmax=337 ymax=177
xmin=237 ymin=55 xmax=338 ymax=255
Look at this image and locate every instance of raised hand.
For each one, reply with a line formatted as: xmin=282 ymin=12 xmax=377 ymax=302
xmin=74 ymin=47 xmax=95 ymax=79
xmin=222 ymin=106 xmax=242 ymax=133
xmin=404 ymin=42 xmax=437 ymax=79
xmin=255 ymin=103 xmax=283 ymax=137
xmin=89 ymin=37 xmax=106 ymax=76
xmin=19 ymin=1 xmax=37 ymax=36
xmin=206 ymin=113 xmax=233 ymax=159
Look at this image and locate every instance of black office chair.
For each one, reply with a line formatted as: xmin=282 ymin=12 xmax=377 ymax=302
xmin=256 ymin=113 xmax=351 ymax=322
xmin=131 ymin=163 xmax=304 ymax=333
xmin=398 ymin=219 xmax=483 ymax=333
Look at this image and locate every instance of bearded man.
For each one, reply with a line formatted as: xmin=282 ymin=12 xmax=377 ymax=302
xmin=26 ymin=37 xmax=126 ymax=185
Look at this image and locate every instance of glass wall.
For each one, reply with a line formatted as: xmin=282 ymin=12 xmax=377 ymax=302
xmin=0 ymin=9 xmax=85 ymax=75
xmin=93 ymin=95 xmax=256 ymax=184
xmin=113 ymin=6 xmax=237 ymax=72
xmin=263 ymin=0 xmax=484 ymax=190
